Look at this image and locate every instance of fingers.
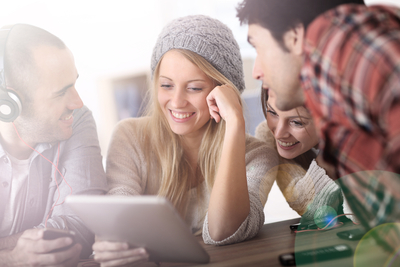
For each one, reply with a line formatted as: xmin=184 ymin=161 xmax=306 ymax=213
xmin=41 ymin=243 xmax=82 ymax=266
xmin=10 ymin=241 xmax=82 ymax=266
xmin=18 ymin=229 xmax=72 ymax=255
xmin=93 ymin=241 xmax=129 ymax=252
xmin=100 ymin=255 xmax=148 ymax=267
xmin=35 ymin=237 xmax=75 ymax=254
xmin=206 ymin=90 xmax=221 ymax=123
xmin=209 ymin=105 xmax=221 ymax=123
xmin=94 ymin=247 xmax=149 ymax=267
xmin=20 ymin=228 xmax=44 ymax=240
xmin=206 ymin=84 xmax=242 ymax=123
xmin=20 ymin=228 xmax=75 ymax=254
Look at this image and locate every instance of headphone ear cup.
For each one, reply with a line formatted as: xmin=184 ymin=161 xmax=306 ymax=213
xmin=0 ymin=89 xmax=21 ymax=122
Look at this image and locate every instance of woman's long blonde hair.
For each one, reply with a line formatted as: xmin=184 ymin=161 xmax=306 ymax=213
xmin=142 ymin=49 xmax=243 ymax=215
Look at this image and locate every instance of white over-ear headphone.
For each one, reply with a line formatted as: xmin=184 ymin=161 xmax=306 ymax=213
xmin=0 ymin=25 xmax=22 ymax=122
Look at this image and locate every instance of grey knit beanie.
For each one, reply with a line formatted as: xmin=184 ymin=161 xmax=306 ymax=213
xmin=151 ymin=15 xmax=245 ymax=93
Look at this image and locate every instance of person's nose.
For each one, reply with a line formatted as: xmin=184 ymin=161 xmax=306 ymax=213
xmin=252 ymin=56 xmax=264 ymax=80
xmin=170 ymin=87 xmax=187 ymax=109
xmin=273 ymin=120 xmax=291 ymax=140
xmin=67 ymin=87 xmax=83 ymax=110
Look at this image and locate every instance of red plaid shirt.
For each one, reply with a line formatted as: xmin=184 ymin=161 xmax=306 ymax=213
xmin=302 ymin=4 xmax=400 ymax=235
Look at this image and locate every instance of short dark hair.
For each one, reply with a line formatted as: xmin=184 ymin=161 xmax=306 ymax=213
xmin=4 ymin=24 xmax=66 ymax=102
xmin=236 ymin=0 xmax=365 ymax=45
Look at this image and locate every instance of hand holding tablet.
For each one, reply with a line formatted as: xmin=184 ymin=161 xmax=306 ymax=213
xmin=92 ymin=240 xmax=149 ymax=266
xmin=66 ymin=195 xmax=210 ymax=264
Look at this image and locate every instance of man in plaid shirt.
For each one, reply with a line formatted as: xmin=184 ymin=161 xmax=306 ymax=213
xmin=237 ymin=0 xmax=400 ymax=255
xmin=301 ymin=3 xmax=400 ymax=232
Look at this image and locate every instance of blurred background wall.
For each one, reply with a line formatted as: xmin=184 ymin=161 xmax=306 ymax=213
xmin=1 ymin=0 xmax=398 ymax=224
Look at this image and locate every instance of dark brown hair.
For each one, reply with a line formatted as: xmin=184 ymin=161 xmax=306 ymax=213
xmin=237 ymin=0 xmax=365 ymax=47
xmin=5 ymin=24 xmax=66 ymax=102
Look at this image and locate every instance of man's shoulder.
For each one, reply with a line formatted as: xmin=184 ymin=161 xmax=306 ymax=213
xmin=72 ymin=105 xmax=93 ymax=124
xmin=307 ymin=4 xmax=400 ymax=42
xmin=64 ymin=106 xmax=98 ymax=145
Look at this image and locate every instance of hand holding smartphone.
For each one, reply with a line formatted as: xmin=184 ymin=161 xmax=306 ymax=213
xmin=42 ymin=228 xmax=76 ymax=253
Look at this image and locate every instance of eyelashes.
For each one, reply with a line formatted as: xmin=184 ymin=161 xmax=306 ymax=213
xmin=160 ymin=84 xmax=203 ymax=91
xmin=266 ymin=108 xmax=307 ymax=128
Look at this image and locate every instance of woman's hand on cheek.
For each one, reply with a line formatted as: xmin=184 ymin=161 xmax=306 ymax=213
xmin=206 ymin=85 xmax=243 ymax=124
xmin=92 ymin=241 xmax=149 ymax=267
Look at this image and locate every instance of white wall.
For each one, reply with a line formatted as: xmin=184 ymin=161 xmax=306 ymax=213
xmin=0 ymin=0 xmax=252 ymax=142
xmin=1 ymin=0 xmax=398 ymax=224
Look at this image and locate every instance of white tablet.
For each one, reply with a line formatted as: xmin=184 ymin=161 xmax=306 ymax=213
xmin=65 ymin=195 xmax=210 ymax=264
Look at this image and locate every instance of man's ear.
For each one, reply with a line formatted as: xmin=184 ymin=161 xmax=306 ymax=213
xmin=283 ymin=23 xmax=305 ymax=55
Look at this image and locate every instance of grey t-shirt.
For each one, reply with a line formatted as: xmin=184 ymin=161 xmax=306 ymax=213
xmin=0 ymin=154 xmax=30 ymax=236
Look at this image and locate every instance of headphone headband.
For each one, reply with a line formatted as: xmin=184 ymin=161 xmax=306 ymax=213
xmin=0 ymin=26 xmax=13 ymax=90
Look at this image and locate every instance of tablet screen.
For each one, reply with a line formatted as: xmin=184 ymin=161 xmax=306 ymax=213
xmin=66 ymin=195 xmax=210 ymax=263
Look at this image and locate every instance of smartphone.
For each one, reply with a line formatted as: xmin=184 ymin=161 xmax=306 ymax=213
xmin=290 ymin=223 xmax=301 ymax=231
xmin=43 ymin=228 xmax=76 ymax=240
xmin=290 ymin=223 xmax=318 ymax=231
xmin=42 ymin=228 xmax=76 ymax=253
xmin=279 ymin=252 xmax=296 ymax=266
xmin=336 ymin=228 xmax=366 ymax=241
xmin=279 ymin=244 xmax=353 ymax=266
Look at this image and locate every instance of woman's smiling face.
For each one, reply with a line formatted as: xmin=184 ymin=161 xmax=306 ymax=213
xmin=266 ymin=90 xmax=319 ymax=159
xmin=157 ymin=50 xmax=215 ymax=139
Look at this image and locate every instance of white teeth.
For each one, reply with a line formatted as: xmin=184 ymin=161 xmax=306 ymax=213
xmin=171 ymin=111 xmax=193 ymax=119
xmin=277 ymin=140 xmax=299 ymax=147
xmin=62 ymin=114 xmax=72 ymax=121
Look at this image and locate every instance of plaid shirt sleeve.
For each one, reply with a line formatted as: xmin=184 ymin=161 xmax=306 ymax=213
xmin=301 ymin=4 xmax=400 ymax=235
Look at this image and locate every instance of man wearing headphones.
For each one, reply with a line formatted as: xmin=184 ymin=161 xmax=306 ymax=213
xmin=0 ymin=24 xmax=107 ymax=266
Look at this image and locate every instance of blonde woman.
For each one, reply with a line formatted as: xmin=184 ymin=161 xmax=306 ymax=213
xmin=93 ymin=15 xmax=278 ymax=266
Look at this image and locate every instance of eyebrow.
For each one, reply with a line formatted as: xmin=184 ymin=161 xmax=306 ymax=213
xmin=267 ymin=103 xmax=311 ymax=120
xmin=290 ymin=115 xmax=311 ymax=120
xmin=159 ymin=75 xmax=206 ymax=83
xmin=54 ymin=74 xmax=79 ymax=96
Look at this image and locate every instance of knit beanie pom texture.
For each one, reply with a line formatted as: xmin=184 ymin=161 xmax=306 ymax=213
xmin=151 ymin=15 xmax=245 ymax=93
